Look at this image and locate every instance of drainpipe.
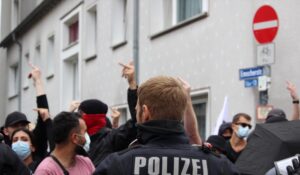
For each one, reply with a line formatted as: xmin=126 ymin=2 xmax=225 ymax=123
xmin=133 ymin=0 xmax=139 ymax=84
xmin=12 ymin=33 xmax=22 ymax=111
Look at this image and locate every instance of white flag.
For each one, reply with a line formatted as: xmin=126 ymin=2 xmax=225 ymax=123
xmin=212 ymin=96 xmax=230 ymax=135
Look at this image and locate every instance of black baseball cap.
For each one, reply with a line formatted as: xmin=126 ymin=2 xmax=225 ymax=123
xmin=4 ymin=111 xmax=30 ymax=127
xmin=206 ymin=135 xmax=226 ymax=153
xmin=265 ymin=108 xmax=288 ymax=123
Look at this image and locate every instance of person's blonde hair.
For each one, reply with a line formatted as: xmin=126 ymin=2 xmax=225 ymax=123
xmin=137 ymin=76 xmax=187 ymax=121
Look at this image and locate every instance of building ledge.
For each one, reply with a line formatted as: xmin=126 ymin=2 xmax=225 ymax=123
xmin=150 ymin=12 xmax=208 ymax=40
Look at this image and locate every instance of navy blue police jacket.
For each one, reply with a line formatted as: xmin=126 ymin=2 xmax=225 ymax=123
xmin=94 ymin=120 xmax=240 ymax=175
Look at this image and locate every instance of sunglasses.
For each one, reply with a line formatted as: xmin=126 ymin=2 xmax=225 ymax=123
xmin=235 ymin=123 xmax=252 ymax=129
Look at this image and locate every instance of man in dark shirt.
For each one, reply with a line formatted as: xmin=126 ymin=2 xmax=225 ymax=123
xmin=225 ymin=113 xmax=252 ymax=163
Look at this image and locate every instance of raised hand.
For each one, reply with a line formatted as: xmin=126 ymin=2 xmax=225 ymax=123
xmin=119 ymin=61 xmax=136 ymax=89
xmin=33 ymin=108 xmax=50 ymax=122
xmin=287 ymin=81 xmax=299 ymax=101
xmin=29 ymin=63 xmax=42 ymax=83
xmin=69 ymin=100 xmax=81 ymax=112
xmin=28 ymin=63 xmax=44 ymax=96
xmin=111 ymin=107 xmax=121 ymax=128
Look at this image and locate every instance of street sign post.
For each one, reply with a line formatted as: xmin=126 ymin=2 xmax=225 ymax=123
xmin=257 ymin=43 xmax=275 ymax=65
xmin=253 ymin=5 xmax=279 ymax=44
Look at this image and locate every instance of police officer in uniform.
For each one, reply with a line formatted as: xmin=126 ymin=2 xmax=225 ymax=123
xmin=94 ymin=76 xmax=239 ymax=175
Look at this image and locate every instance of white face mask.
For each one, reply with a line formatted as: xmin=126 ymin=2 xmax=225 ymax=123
xmin=76 ymin=132 xmax=91 ymax=152
xmin=83 ymin=132 xmax=91 ymax=152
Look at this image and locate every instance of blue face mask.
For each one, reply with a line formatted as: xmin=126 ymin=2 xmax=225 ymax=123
xmin=236 ymin=125 xmax=250 ymax=139
xmin=12 ymin=141 xmax=31 ymax=160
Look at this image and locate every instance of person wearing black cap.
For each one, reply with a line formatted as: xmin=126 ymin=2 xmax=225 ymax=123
xmin=78 ymin=61 xmax=139 ymax=167
xmin=1 ymin=111 xmax=31 ymax=145
xmin=218 ymin=122 xmax=233 ymax=141
xmin=265 ymin=108 xmax=288 ymax=123
xmin=1 ymin=65 xmax=54 ymax=165
xmin=206 ymin=135 xmax=227 ymax=156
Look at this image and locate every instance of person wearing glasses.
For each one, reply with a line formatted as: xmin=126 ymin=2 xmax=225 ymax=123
xmin=225 ymin=113 xmax=252 ymax=163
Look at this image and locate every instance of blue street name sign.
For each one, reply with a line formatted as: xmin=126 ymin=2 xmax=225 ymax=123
xmin=239 ymin=66 xmax=264 ymax=80
xmin=244 ymin=78 xmax=258 ymax=88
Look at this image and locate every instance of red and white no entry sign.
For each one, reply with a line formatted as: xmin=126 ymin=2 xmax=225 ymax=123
xmin=253 ymin=5 xmax=279 ymax=44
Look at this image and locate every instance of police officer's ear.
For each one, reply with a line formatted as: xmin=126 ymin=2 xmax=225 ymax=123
xmin=142 ymin=105 xmax=151 ymax=122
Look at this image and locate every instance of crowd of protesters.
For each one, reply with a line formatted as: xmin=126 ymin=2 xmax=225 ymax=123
xmin=0 ymin=61 xmax=300 ymax=175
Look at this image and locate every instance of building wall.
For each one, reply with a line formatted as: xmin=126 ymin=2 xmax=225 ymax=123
xmin=0 ymin=0 xmax=11 ymax=41
xmin=0 ymin=0 xmax=7 ymax=124
xmin=1 ymin=0 xmax=300 ymax=136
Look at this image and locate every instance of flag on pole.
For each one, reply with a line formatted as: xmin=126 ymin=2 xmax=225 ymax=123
xmin=212 ymin=96 xmax=230 ymax=135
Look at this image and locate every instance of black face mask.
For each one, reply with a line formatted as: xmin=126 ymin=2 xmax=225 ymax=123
xmin=223 ymin=136 xmax=231 ymax=141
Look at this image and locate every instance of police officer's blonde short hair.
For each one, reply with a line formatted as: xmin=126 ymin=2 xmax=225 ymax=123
xmin=137 ymin=76 xmax=187 ymax=121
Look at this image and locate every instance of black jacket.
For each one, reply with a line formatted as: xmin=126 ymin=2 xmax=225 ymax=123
xmin=88 ymin=88 xmax=138 ymax=166
xmin=0 ymin=143 xmax=30 ymax=175
xmin=94 ymin=120 xmax=239 ymax=175
xmin=128 ymin=88 xmax=137 ymax=122
xmin=89 ymin=120 xmax=137 ymax=166
xmin=33 ymin=95 xmax=54 ymax=156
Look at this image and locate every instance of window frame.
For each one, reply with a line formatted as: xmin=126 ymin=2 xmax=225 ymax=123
xmin=84 ymin=3 xmax=98 ymax=61
xmin=61 ymin=4 xmax=82 ymax=51
xmin=8 ymin=63 xmax=19 ymax=99
xmin=46 ymin=34 xmax=55 ymax=79
xmin=22 ymin=52 xmax=30 ymax=90
xmin=60 ymin=4 xmax=83 ymax=111
xmin=111 ymin=0 xmax=128 ymax=49
xmin=190 ymin=87 xmax=210 ymax=140
xmin=150 ymin=0 xmax=209 ymax=39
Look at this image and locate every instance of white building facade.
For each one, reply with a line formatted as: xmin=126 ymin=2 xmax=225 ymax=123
xmin=1 ymin=0 xmax=300 ymax=139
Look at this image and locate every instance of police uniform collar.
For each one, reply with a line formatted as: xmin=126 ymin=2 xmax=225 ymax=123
xmin=137 ymin=120 xmax=184 ymax=134
xmin=136 ymin=120 xmax=186 ymax=144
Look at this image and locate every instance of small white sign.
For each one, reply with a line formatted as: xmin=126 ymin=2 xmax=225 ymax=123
xmin=257 ymin=43 xmax=275 ymax=66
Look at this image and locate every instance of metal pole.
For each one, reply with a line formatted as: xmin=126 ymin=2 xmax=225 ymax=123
xmin=12 ymin=33 xmax=22 ymax=111
xmin=133 ymin=0 xmax=139 ymax=84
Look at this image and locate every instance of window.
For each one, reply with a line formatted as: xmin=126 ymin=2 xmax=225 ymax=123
xmin=69 ymin=21 xmax=79 ymax=44
xmin=62 ymin=13 xmax=79 ymax=48
xmin=85 ymin=5 xmax=97 ymax=59
xmin=61 ymin=5 xmax=82 ymax=110
xmin=12 ymin=0 xmax=20 ymax=29
xmin=9 ymin=64 xmax=19 ymax=97
xmin=118 ymin=108 xmax=128 ymax=125
xmin=62 ymin=54 xmax=79 ymax=109
xmin=176 ymin=0 xmax=202 ymax=23
xmin=23 ymin=53 xmax=30 ymax=89
xmin=192 ymin=93 xmax=208 ymax=139
xmin=34 ymin=45 xmax=41 ymax=68
xmin=112 ymin=0 xmax=127 ymax=46
xmin=46 ymin=35 xmax=55 ymax=78
xmin=150 ymin=0 xmax=208 ymax=36
xmin=72 ymin=60 xmax=79 ymax=99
